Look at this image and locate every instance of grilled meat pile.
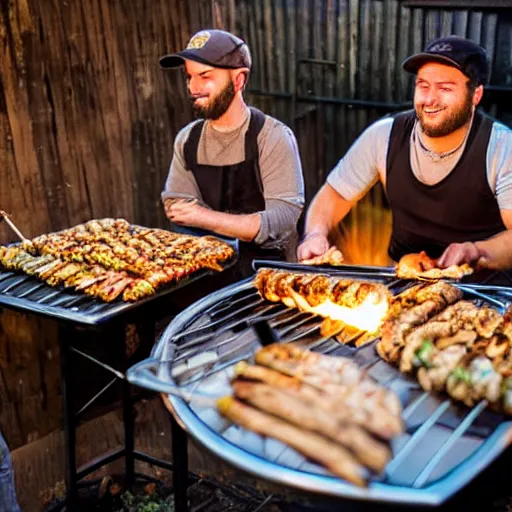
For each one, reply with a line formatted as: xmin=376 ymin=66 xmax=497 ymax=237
xmin=0 ymin=218 xmax=234 ymax=302
xmin=217 ymin=343 xmax=404 ymax=487
xmin=377 ymin=282 xmax=512 ymax=414
xmin=254 ymin=268 xmax=391 ymax=344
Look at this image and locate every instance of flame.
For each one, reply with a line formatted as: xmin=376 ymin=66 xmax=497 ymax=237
xmin=288 ymin=289 xmax=389 ymax=333
xmin=332 ymin=186 xmax=393 ymax=266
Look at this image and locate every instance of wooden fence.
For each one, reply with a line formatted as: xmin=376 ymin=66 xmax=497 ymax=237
xmin=0 ymin=0 xmax=511 ymax=448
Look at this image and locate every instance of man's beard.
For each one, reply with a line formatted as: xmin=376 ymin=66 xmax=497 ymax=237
xmin=191 ymin=81 xmax=236 ymax=120
xmin=416 ymin=90 xmax=473 ymax=137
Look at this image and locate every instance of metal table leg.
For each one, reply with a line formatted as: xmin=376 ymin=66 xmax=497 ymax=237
xmin=116 ymin=322 xmax=135 ymax=489
xmin=171 ymin=415 xmax=189 ymax=512
xmin=59 ymin=324 xmax=78 ymax=507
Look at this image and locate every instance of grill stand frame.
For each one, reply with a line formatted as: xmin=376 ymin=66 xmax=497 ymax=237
xmin=0 ymin=301 xmax=186 ymax=512
xmin=55 ymin=315 xmax=158 ymax=510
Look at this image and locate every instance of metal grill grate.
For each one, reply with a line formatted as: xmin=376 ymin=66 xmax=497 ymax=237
xmin=127 ymin=263 xmax=512 ymax=506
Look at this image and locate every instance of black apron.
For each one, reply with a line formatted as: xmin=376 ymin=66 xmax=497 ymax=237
xmin=386 ymin=109 xmax=504 ymax=261
xmin=183 ymin=107 xmax=285 ymax=277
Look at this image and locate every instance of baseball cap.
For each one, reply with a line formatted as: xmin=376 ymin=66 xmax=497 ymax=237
xmin=402 ymin=35 xmax=489 ymax=85
xmin=159 ymin=29 xmax=252 ymax=70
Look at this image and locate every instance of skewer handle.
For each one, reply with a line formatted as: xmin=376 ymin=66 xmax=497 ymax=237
xmin=0 ymin=211 xmax=29 ymax=242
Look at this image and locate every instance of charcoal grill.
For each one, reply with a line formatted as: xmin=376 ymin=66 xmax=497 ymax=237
xmin=0 ymin=231 xmax=238 ymax=510
xmin=127 ymin=261 xmax=512 ymax=509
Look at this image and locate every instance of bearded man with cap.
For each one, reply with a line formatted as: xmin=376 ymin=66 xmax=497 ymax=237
xmin=298 ymin=35 xmax=512 ymax=270
xmin=160 ymin=29 xmax=304 ymax=276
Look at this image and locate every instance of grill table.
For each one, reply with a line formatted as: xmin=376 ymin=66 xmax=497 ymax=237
xmin=128 ymin=261 xmax=512 ymax=511
xmin=0 ymin=234 xmax=238 ymax=510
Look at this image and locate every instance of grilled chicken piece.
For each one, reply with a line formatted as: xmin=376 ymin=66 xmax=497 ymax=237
xmin=417 ymin=344 xmax=467 ymax=392
xmin=122 ymin=279 xmax=155 ymax=301
xmin=86 ymin=220 xmax=104 ymax=233
xmin=234 ymin=361 xmax=302 ymax=389
xmin=436 ymin=330 xmax=477 ymax=350
xmin=336 ymin=281 xmax=390 ymax=309
xmin=396 ymin=251 xmax=436 ymax=278
xmin=8 ymin=251 xmax=36 ymax=270
xmin=0 ymin=247 xmax=25 ymax=269
xmin=98 ymin=218 xmax=117 ymax=230
xmin=474 ymin=307 xmax=503 ymax=338
xmin=21 ymin=239 xmax=37 ymax=255
xmin=20 ymin=254 xmax=55 ymax=274
xmin=396 ymin=251 xmax=473 ymax=280
xmin=72 ymin=273 xmax=109 ymax=291
xmin=217 ymin=397 xmax=369 ymax=487
xmin=377 ymin=283 xmax=462 ymax=363
xmin=255 ymin=343 xmax=363 ymax=387
xmin=46 ymin=263 xmax=83 ymax=286
xmin=95 ymin=276 xmax=134 ymax=302
xmin=234 ymin=360 xmax=403 ymax=440
xmin=232 ymin=380 xmax=391 ymax=473
xmin=485 ymin=335 xmax=510 ymax=360
xmin=255 ymin=270 xmax=288 ymax=302
xmin=293 ymin=274 xmax=332 ymax=307
xmin=256 ymin=344 xmax=403 ymax=421
xmin=35 ymin=259 xmax=66 ymax=280
xmin=400 ymin=322 xmax=453 ymax=373
xmin=399 ymin=301 xmax=484 ymax=373
xmin=300 ymin=246 xmax=344 ymax=266
xmin=447 ymin=355 xmax=502 ymax=407
xmin=144 ymin=270 xmax=174 ymax=288
xmin=83 ymin=272 xmax=125 ymax=296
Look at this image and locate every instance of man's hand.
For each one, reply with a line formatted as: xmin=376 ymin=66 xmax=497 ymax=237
xmin=297 ymin=232 xmax=330 ymax=261
xmin=165 ymin=198 xmax=206 ymax=227
xmin=437 ymin=242 xmax=482 ymax=268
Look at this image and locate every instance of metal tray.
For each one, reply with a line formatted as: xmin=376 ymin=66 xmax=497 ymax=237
xmin=0 ymin=228 xmax=238 ymax=325
xmin=127 ymin=268 xmax=512 ymax=506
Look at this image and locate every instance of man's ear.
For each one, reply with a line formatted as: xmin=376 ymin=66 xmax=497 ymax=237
xmin=233 ymin=69 xmax=249 ymax=92
xmin=473 ymin=84 xmax=484 ymax=106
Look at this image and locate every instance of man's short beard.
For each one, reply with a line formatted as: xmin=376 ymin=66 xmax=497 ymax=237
xmin=416 ymin=89 xmax=474 ymax=137
xmin=191 ymin=81 xmax=236 ymax=120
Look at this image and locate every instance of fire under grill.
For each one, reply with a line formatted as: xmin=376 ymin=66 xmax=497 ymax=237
xmin=127 ymin=261 xmax=512 ymax=507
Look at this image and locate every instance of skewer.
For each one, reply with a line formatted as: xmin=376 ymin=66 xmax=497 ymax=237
xmin=0 ymin=210 xmax=29 ymax=242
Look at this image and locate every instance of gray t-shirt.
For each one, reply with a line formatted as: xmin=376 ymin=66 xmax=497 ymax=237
xmin=162 ymin=107 xmax=305 ymax=251
xmin=327 ymin=114 xmax=512 ymax=210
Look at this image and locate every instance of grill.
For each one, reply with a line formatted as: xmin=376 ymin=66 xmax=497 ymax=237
xmin=127 ymin=260 xmax=512 ymax=508
xmin=0 ymin=237 xmax=238 ymax=325
xmin=0 ymin=229 xmax=238 ymax=509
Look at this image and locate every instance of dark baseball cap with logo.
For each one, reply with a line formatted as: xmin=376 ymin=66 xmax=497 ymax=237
xmin=402 ymin=35 xmax=489 ymax=85
xmin=159 ymin=29 xmax=252 ymax=70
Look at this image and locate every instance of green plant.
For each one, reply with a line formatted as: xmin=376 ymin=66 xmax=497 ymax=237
xmin=114 ymin=491 xmax=175 ymax=512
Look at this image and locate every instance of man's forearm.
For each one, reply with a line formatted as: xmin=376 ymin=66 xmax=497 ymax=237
xmin=475 ymin=230 xmax=512 ymax=270
xmin=304 ymin=183 xmax=353 ymax=238
xmin=192 ymin=208 xmax=261 ymax=242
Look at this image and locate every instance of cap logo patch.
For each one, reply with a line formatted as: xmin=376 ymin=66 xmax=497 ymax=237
xmin=187 ymin=31 xmax=211 ymax=50
xmin=429 ymin=43 xmax=453 ymax=53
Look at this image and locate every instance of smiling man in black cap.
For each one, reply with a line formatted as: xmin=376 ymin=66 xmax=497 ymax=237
xmin=160 ymin=29 xmax=304 ymax=276
xmin=298 ymin=35 xmax=512 ymax=270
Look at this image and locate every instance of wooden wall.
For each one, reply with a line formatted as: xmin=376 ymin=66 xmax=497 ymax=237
xmin=1 ymin=0 xmax=511 ymax=449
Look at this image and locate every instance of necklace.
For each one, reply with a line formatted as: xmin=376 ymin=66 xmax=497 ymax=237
xmin=417 ymin=130 xmax=465 ymax=162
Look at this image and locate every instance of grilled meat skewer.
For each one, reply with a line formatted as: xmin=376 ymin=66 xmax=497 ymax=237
xmin=232 ymin=380 xmax=391 ymax=473
xmin=217 ymin=397 xmax=369 ymax=487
